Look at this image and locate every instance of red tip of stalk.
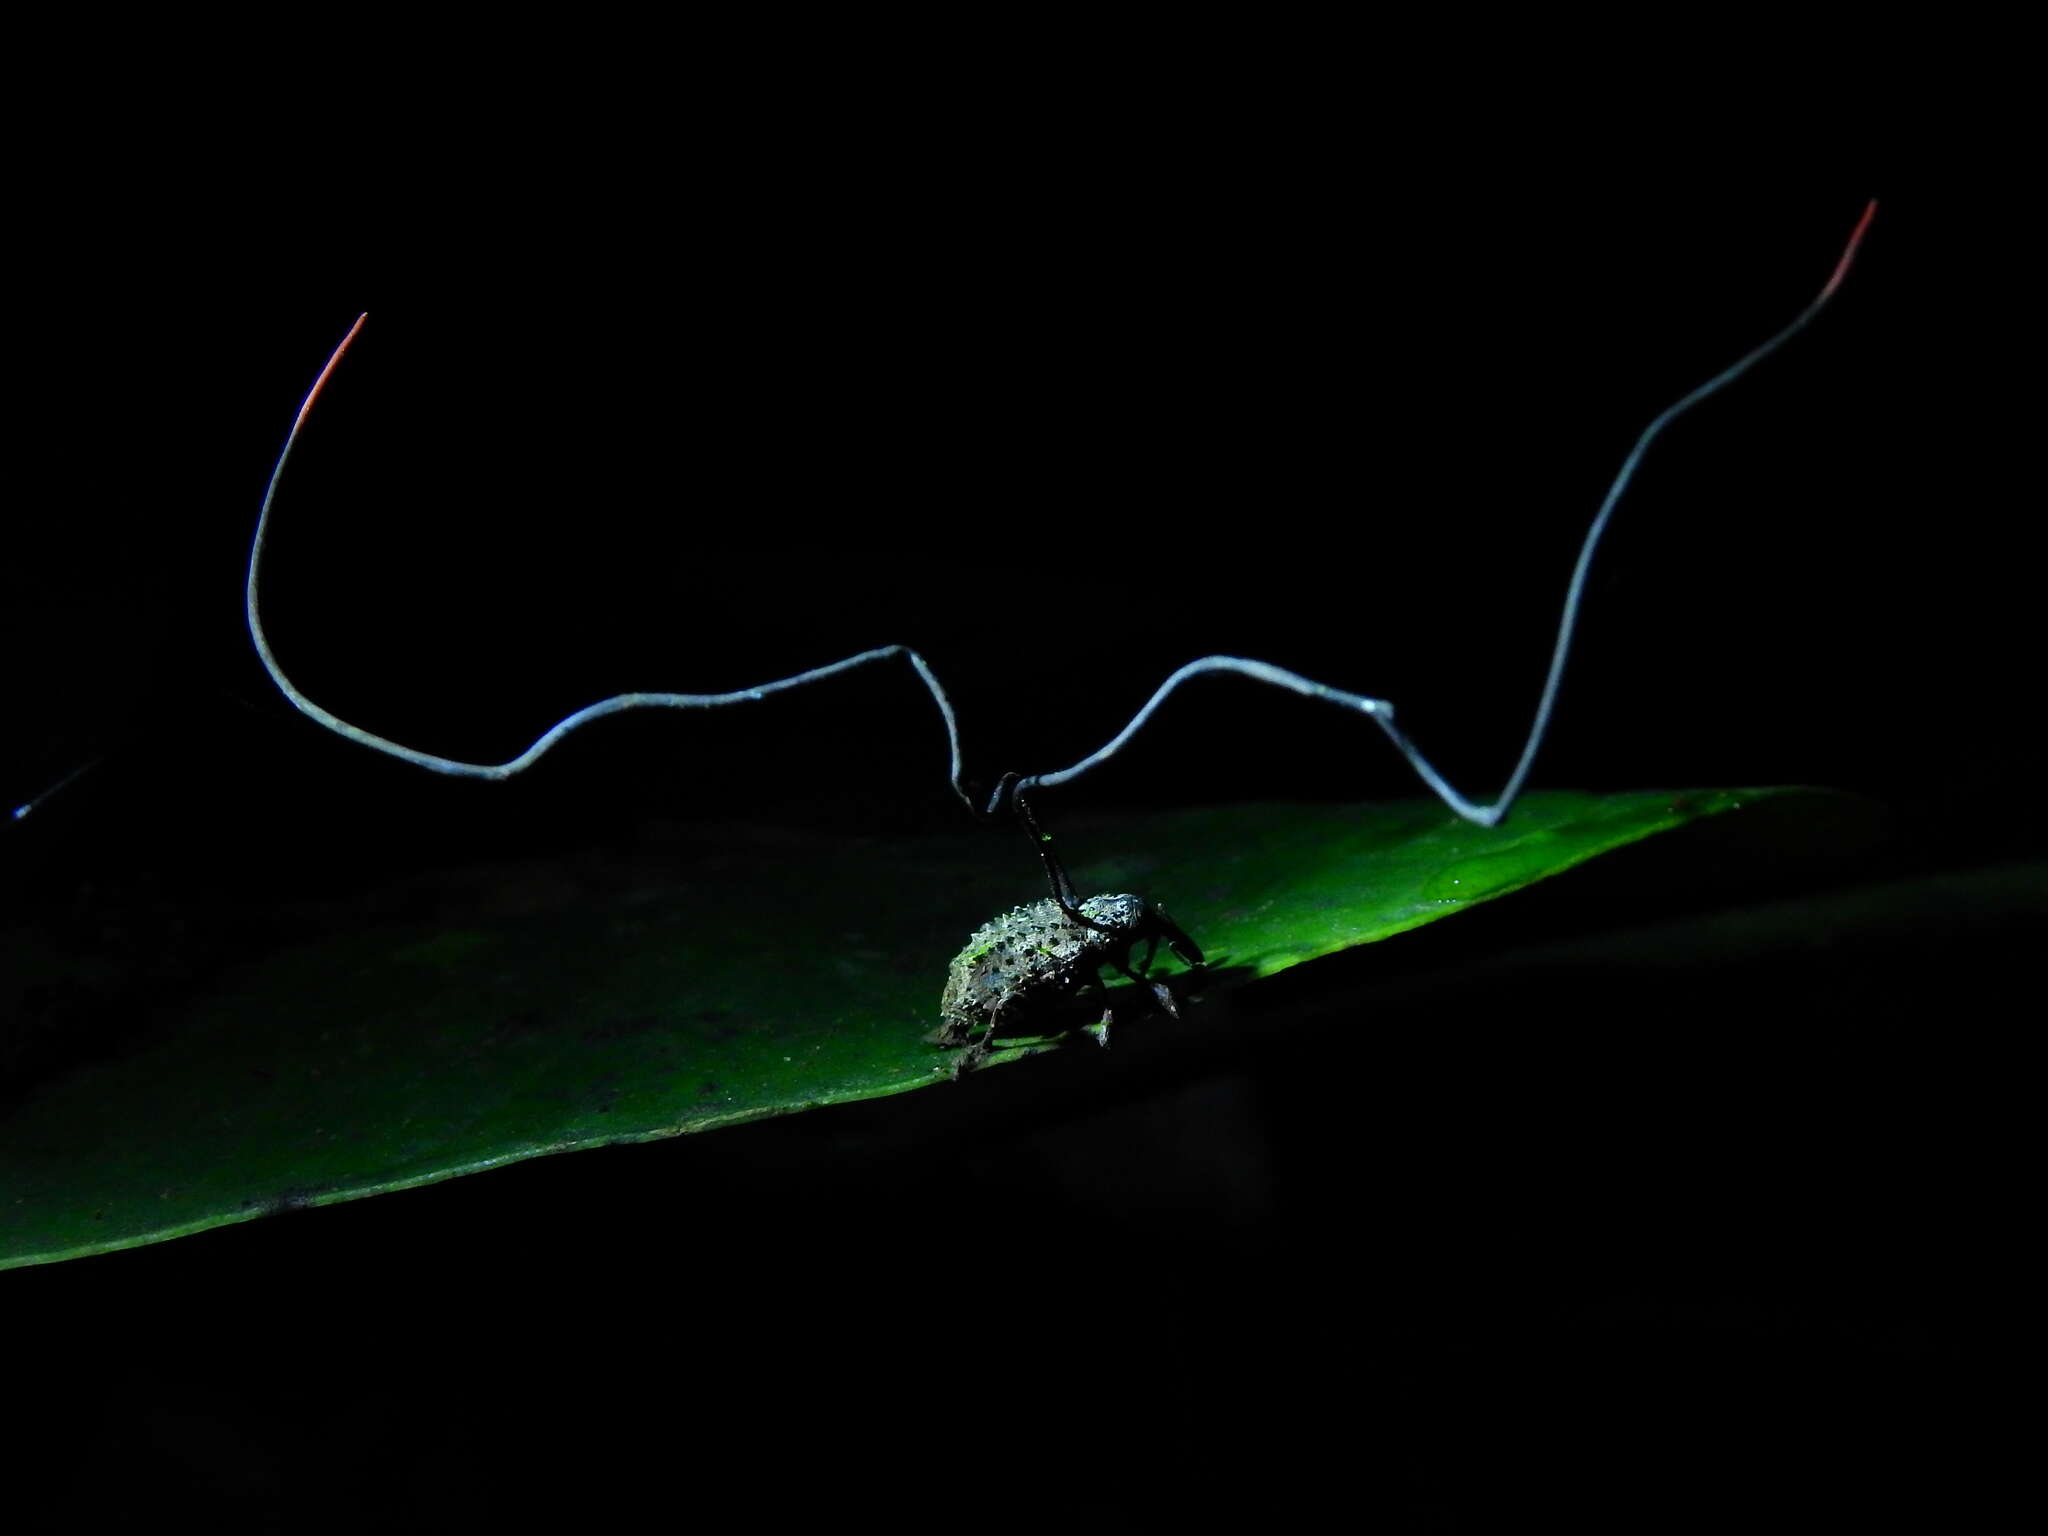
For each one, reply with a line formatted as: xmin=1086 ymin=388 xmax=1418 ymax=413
xmin=290 ymin=312 xmax=369 ymax=439
xmin=1817 ymin=200 xmax=1878 ymax=306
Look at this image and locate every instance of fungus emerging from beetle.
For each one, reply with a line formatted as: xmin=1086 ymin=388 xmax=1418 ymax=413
xmin=8 ymin=206 xmax=1872 ymax=845
xmin=930 ymin=776 xmax=1203 ymax=1077
xmin=0 ymin=205 xmax=1872 ymax=1088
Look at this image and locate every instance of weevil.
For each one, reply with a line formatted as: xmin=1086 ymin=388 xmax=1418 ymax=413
xmin=930 ymin=777 xmax=1203 ymax=1076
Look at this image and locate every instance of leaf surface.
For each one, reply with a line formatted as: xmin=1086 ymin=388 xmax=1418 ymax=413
xmin=0 ymin=787 xmax=1807 ymax=1266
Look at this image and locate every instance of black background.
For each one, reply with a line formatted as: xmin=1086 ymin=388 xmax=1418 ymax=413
xmin=5 ymin=149 xmax=2023 ymax=1527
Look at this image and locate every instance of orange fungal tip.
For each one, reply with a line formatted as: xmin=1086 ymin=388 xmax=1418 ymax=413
xmin=1819 ymin=200 xmax=1879 ymax=305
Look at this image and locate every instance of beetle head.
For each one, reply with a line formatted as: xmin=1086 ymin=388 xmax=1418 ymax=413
xmin=1075 ymin=894 xmax=1147 ymax=936
xmin=1078 ymin=894 xmax=1204 ymax=969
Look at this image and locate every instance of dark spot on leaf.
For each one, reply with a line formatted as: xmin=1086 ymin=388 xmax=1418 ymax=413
xmin=693 ymin=1008 xmax=733 ymax=1024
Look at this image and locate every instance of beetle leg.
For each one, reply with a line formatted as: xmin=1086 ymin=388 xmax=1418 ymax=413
xmin=1135 ymin=932 xmax=1159 ymax=979
xmin=954 ymin=997 xmax=1005 ymax=1077
xmin=1075 ymin=972 xmax=1114 ymax=1048
xmin=1112 ymin=958 xmax=1180 ymax=1021
xmin=1081 ymin=999 xmax=1114 ymax=1050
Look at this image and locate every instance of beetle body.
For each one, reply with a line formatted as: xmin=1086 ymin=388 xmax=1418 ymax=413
xmin=932 ymin=892 xmax=1201 ymax=1075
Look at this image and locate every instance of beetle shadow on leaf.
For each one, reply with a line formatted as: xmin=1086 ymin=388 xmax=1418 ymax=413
xmin=1022 ymin=959 xmax=1258 ymax=1044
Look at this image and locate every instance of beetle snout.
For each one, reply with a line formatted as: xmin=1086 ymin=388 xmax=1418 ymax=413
xmin=1155 ymin=906 xmax=1203 ymax=968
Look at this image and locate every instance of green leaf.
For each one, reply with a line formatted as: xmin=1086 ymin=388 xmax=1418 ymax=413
xmin=0 ymin=787 xmax=1815 ymax=1267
